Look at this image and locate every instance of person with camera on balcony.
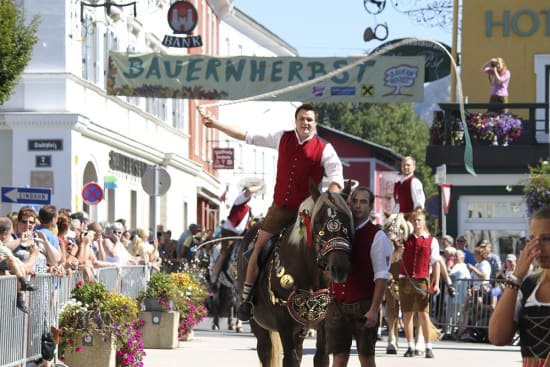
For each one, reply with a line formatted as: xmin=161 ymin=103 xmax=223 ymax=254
xmin=481 ymin=57 xmax=511 ymax=114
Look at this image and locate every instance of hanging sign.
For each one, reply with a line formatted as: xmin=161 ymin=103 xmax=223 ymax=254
xmin=107 ymin=53 xmax=424 ymax=103
xmin=212 ymin=148 xmax=234 ymax=169
xmin=162 ymin=1 xmax=202 ymax=48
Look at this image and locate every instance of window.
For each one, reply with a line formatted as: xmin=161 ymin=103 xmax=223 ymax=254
xmin=457 ymin=195 xmax=528 ymax=258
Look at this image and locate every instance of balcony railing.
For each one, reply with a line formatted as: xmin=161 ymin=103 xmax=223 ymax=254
xmin=432 ymin=102 xmax=548 ymax=146
xmin=426 ymin=102 xmax=549 ymax=170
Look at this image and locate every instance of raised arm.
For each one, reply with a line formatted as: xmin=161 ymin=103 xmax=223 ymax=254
xmin=198 ymin=107 xmax=247 ymax=141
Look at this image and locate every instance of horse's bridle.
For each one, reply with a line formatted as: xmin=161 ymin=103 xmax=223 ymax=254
xmin=313 ymin=193 xmax=353 ymax=269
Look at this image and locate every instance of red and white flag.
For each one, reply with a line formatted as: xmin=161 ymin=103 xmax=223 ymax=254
xmin=441 ymin=183 xmax=452 ymax=214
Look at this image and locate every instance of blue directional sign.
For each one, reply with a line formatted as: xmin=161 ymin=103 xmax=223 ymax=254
xmin=1 ymin=187 xmax=52 ymax=205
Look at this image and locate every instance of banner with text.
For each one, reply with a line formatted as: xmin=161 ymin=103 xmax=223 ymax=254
xmin=107 ymin=52 xmax=425 ymax=103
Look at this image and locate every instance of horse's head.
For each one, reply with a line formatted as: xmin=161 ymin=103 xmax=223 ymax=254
xmin=383 ymin=213 xmax=413 ymax=248
xmin=307 ymin=181 xmax=354 ymax=283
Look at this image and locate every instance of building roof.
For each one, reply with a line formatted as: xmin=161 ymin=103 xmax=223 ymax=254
xmin=317 ymin=124 xmax=403 ymax=167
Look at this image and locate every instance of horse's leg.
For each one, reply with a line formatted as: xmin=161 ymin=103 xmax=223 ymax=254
xmin=278 ymin=326 xmax=305 ymax=367
xmin=384 ymin=288 xmax=398 ymax=354
xmin=313 ymin=320 xmax=329 ymax=367
xmin=250 ymin=319 xmax=275 ymax=367
xmin=211 ymin=288 xmax=220 ymax=331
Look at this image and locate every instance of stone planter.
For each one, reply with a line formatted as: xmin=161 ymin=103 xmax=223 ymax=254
xmin=139 ymin=311 xmax=180 ymax=349
xmin=63 ymin=333 xmax=115 ymax=367
xmin=143 ymin=297 xmax=174 ymax=312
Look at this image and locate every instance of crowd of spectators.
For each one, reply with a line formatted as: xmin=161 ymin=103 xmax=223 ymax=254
xmin=432 ymin=232 xmax=527 ymax=343
xmin=0 ymin=205 xmax=197 ymax=313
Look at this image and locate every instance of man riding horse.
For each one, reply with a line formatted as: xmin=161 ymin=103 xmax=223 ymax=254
xmin=199 ymin=103 xmax=344 ymax=321
xmin=210 ymin=183 xmax=263 ymax=332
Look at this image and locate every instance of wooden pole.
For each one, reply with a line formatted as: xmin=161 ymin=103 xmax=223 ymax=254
xmin=450 ymin=0 xmax=459 ymax=103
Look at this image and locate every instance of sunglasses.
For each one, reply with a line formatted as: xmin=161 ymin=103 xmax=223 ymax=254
xmin=114 ymin=230 xmax=123 ymax=235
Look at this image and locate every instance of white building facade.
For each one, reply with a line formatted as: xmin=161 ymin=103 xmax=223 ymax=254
xmin=0 ymin=0 xmax=297 ymax=235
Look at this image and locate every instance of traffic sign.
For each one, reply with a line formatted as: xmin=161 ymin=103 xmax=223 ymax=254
xmin=1 ymin=187 xmax=52 ymax=205
xmin=82 ymin=182 xmax=104 ymax=205
xmin=142 ymin=166 xmax=171 ymax=196
xmin=426 ymin=195 xmax=440 ymax=217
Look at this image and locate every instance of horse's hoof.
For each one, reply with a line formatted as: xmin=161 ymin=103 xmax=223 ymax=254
xmin=236 ymin=326 xmax=243 ymax=333
xmin=228 ymin=323 xmax=234 ymax=331
xmin=211 ymin=324 xmax=219 ymax=331
xmin=307 ymin=329 xmax=316 ymax=337
xmin=237 ymin=301 xmax=253 ymax=322
xmin=386 ymin=345 xmax=397 ymax=354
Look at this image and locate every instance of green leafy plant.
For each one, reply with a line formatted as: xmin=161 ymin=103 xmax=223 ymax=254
xmin=138 ymin=272 xmax=178 ymax=300
xmin=58 ymin=281 xmax=145 ymax=367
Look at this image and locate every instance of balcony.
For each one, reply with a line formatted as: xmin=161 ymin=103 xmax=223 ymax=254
xmin=426 ymin=103 xmax=549 ymax=172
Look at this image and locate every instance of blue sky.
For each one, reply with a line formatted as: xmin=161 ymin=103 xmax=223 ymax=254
xmin=232 ymin=0 xmax=454 ymax=57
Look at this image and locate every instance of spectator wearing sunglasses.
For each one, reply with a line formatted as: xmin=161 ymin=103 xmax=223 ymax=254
xmin=102 ymin=223 xmax=138 ymax=266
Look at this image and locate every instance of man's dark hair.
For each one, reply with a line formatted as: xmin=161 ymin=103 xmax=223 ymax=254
xmin=295 ymin=103 xmax=317 ymax=120
xmin=351 ymin=186 xmax=374 ymax=206
xmin=38 ymin=205 xmax=58 ymax=225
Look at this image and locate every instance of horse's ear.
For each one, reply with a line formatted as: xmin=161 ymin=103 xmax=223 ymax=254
xmin=383 ymin=210 xmax=391 ymax=219
xmin=341 ymin=179 xmax=352 ymax=201
xmin=309 ymin=177 xmax=321 ymax=201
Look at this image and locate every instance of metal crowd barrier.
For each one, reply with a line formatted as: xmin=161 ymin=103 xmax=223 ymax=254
xmin=0 ymin=265 xmax=148 ymax=367
xmin=430 ymin=277 xmax=507 ymax=341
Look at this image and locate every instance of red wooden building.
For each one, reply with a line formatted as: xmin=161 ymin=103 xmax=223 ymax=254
xmin=317 ymin=125 xmax=403 ymax=221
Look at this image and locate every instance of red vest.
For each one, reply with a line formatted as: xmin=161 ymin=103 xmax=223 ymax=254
xmin=273 ymin=131 xmax=325 ymax=210
xmin=394 ymin=176 xmax=414 ymax=213
xmin=329 ymin=221 xmax=378 ymax=303
xmin=227 ymin=201 xmax=250 ymax=227
xmin=399 ymin=234 xmax=432 ymax=279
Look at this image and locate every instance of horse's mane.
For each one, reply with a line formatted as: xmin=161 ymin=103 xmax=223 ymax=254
xmin=288 ymin=191 xmax=353 ymax=246
xmin=383 ymin=213 xmax=413 ymax=245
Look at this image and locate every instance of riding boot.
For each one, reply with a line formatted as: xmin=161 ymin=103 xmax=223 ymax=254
xmin=237 ymin=282 xmax=254 ymax=321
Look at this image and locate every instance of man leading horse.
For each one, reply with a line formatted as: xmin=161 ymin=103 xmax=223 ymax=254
xmin=200 ymin=103 xmax=344 ymax=322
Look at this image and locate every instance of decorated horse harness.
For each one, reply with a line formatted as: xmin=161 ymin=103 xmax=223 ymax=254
xmin=266 ymin=193 xmax=353 ymax=327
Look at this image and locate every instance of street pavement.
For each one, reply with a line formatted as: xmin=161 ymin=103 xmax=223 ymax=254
xmin=143 ymin=317 xmax=521 ymax=366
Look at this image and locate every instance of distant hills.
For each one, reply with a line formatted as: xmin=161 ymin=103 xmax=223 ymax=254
xmin=415 ymin=75 xmax=451 ymax=123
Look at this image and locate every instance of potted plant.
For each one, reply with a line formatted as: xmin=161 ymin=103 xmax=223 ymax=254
xmin=138 ymin=272 xmax=178 ymax=312
xmin=170 ymin=271 xmax=209 ymax=341
xmin=58 ymin=281 xmax=145 ymax=367
xmin=523 ymin=160 xmax=550 ymax=217
xmin=138 ymin=272 xmax=182 ymax=349
xmin=465 ymin=112 xmax=523 ymax=145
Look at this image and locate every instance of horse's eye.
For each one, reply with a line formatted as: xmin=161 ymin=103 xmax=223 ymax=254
xmin=343 ymin=228 xmax=348 ymax=234
xmin=319 ymin=230 xmax=325 ymax=236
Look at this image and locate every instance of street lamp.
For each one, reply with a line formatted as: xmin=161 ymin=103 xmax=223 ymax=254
xmin=80 ymin=0 xmax=137 ymax=23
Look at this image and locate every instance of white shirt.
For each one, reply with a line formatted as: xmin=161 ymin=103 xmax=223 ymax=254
xmin=245 ymin=129 xmax=344 ymax=189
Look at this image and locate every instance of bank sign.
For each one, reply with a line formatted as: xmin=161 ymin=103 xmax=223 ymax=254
xmin=107 ymin=53 xmax=424 ymax=103
xmin=162 ymin=1 xmax=202 ymax=48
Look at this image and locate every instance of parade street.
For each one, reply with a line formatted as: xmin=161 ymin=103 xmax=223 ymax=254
xmin=144 ymin=317 xmax=521 ymax=366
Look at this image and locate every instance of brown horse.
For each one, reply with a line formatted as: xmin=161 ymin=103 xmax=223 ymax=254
xmin=237 ymin=183 xmax=353 ymax=367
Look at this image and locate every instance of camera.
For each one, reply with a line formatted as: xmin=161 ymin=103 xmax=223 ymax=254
xmin=490 ymin=61 xmax=498 ymax=67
